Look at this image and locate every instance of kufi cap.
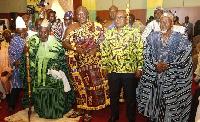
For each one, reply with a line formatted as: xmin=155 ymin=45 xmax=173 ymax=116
xmin=16 ymin=16 xmax=26 ymax=29
xmin=155 ymin=6 xmax=164 ymax=11
xmin=64 ymin=11 xmax=73 ymax=19
xmin=161 ymin=12 xmax=174 ymax=22
xmin=41 ymin=19 xmax=50 ymax=28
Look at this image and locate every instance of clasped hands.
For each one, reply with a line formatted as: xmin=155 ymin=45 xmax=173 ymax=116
xmin=156 ymin=62 xmax=168 ymax=73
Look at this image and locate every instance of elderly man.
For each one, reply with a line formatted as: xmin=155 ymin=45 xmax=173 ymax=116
xmin=137 ymin=12 xmax=192 ymax=122
xmin=101 ymin=10 xmax=143 ymax=122
xmin=62 ymin=6 xmax=109 ymax=122
xmin=142 ymin=6 xmax=164 ymax=42
xmin=8 ymin=16 xmax=28 ymax=112
xmin=20 ymin=19 xmax=75 ymax=119
xmin=103 ymin=5 xmax=118 ymax=30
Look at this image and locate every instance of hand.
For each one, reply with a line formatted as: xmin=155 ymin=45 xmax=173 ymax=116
xmin=135 ymin=70 xmax=142 ymax=78
xmin=54 ymin=68 xmax=59 ymax=71
xmin=14 ymin=61 xmax=20 ymax=69
xmin=23 ymin=45 xmax=29 ymax=53
xmin=88 ymin=48 xmax=97 ymax=56
xmin=156 ymin=62 xmax=168 ymax=73
xmin=75 ymin=47 xmax=86 ymax=55
xmin=102 ymin=69 xmax=108 ymax=79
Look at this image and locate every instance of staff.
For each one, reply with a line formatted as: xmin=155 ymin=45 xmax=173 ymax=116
xmin=25 ymin=38 xmax=31 ymax=122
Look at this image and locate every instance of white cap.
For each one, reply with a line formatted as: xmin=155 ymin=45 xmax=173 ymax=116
xmin=16 ymin=16 xmax=26 ymax=29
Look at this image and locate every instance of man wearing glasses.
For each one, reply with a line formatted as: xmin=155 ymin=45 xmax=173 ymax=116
xmin=101 ymin=10 xmax=143 ymax=122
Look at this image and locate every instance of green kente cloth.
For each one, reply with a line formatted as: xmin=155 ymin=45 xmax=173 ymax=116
xmin=20 ymin=35 xmax=75 ymax=119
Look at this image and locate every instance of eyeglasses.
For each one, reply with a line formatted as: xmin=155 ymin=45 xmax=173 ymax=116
xmin=115 ymin=16 xmax=127 ymax=20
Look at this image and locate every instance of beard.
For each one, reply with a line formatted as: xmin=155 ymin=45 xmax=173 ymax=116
xmin=161 ymin=30 xmax=167 ymax=33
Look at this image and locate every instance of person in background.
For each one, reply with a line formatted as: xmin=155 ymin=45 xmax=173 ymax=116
xmin=61 ymin=11 xmax=74 ymax=39
xmin=8 ymin=16 xmax=28 ymax=112
xmin=103 ymin=5 xmax=118 ymax=30
xmin=0 ymin=20 xmax=7 ymax=32
xmin=35 ymin=18 xmax=44 ymax=32
xmin=129 ymin=14 xmax=145 ymax=34
xmin=137 ymin=12 xmax=192 ymax=122
xmin=22 ymin=14 xmax=36 ymax=31
xmin=142 ymin=6 xmax=164 ymax=42
xmin=174 ymin=16 xmax=181 ymax=26
xmin=47 ymin=10 xmax=63 ymax=41
xmin=182 ymin=16 xmax=193 ymax=41
xmin=62 ymin=6 xmax=109 ymax=122
xmin=0 ymin=29 xmax=12 ymax=108
xmin=101 ymin=10 xmax=143 ymax=122
xmin=146 ymin=16 xmax=154 ymax=25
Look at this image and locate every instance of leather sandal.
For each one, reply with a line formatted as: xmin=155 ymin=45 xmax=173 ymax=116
xmin=82 ymin=114 xmax=92 ymax=122
xmin=68 ymin=111 xmax=84 ymax=118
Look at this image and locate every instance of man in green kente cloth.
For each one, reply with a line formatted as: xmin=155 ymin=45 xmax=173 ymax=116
xmin=20 ymin=19 xmax=75 ymax=119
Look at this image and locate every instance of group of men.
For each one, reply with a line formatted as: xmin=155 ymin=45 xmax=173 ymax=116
xmin=0 ymin=4 xmax=194 ymax=122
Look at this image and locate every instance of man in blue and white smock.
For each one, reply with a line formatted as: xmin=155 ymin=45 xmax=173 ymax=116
xmin=137 ymin=12 xmax=193 ymax=122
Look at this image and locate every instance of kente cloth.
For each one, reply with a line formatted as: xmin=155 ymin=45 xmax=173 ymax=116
xmin=8 ymin=34 xmax=25 ymax=88
xmin=19 ymin=35 xmax=75 ymax=119
xmin=65 ymin=21 xmax=110 ymax=110
xmin=137 ymin=31 xmax=193 ymax=122
xmin=101 ymin=25 xmax=143 ymax=73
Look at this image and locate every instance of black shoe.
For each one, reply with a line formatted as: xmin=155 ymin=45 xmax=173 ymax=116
xmin=129 ymin=119 xmax=135 ymax=122
xmin=108 ymin=116 xmax=119 ymax=122
xmin=7 ymin=106 xmax=14 ymax=112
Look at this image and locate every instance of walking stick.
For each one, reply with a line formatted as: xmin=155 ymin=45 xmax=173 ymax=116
xmin=25 ymin=39 xmax=31 ymax=122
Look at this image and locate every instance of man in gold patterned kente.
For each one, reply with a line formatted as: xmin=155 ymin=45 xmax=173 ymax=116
xmin=62 ymin=6 xmax=110 ymax=122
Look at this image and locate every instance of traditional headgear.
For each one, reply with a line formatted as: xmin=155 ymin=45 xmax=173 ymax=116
xmin=155 ymin=6 xmax=164 ymax=11
xmin=16 ymin=16 xmax=26 ymax=29
xmin=2 ymin=29 xmax=11 ymax=34
xmin=41 ymin=19 xmax=50 ymax=28
xmin=160 ymin=12 xmax=174 ymax=22
xmin=64 ymin=11 xmax=73 ymax=19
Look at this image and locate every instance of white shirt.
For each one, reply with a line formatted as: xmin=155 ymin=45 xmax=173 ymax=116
xmin=141 ymin=20 xmax=160 ymax=42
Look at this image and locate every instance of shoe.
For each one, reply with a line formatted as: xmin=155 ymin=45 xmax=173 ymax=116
xmin=68 ymin=111 xmax=84 ymax=118
xmin=7 ymin=106 xmax=14 ymax=112
xmin=108 ymin=116 xmax=119 ymax=122
xmin=82 ymin=114 xmax=92 ymax=122
xmin=129 ymin=119 xmax=135 ymax=122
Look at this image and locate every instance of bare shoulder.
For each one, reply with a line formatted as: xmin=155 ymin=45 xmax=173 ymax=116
xmin=64 ymin=23 xmax=80 ymax=37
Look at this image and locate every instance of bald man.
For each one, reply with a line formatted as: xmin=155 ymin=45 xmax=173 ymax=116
xmin=103 ymin=5 xmax=118 ymax=30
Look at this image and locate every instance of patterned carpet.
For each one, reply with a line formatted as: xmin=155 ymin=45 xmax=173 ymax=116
xmin=4 ymin=108 xmax=81 ymax=122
